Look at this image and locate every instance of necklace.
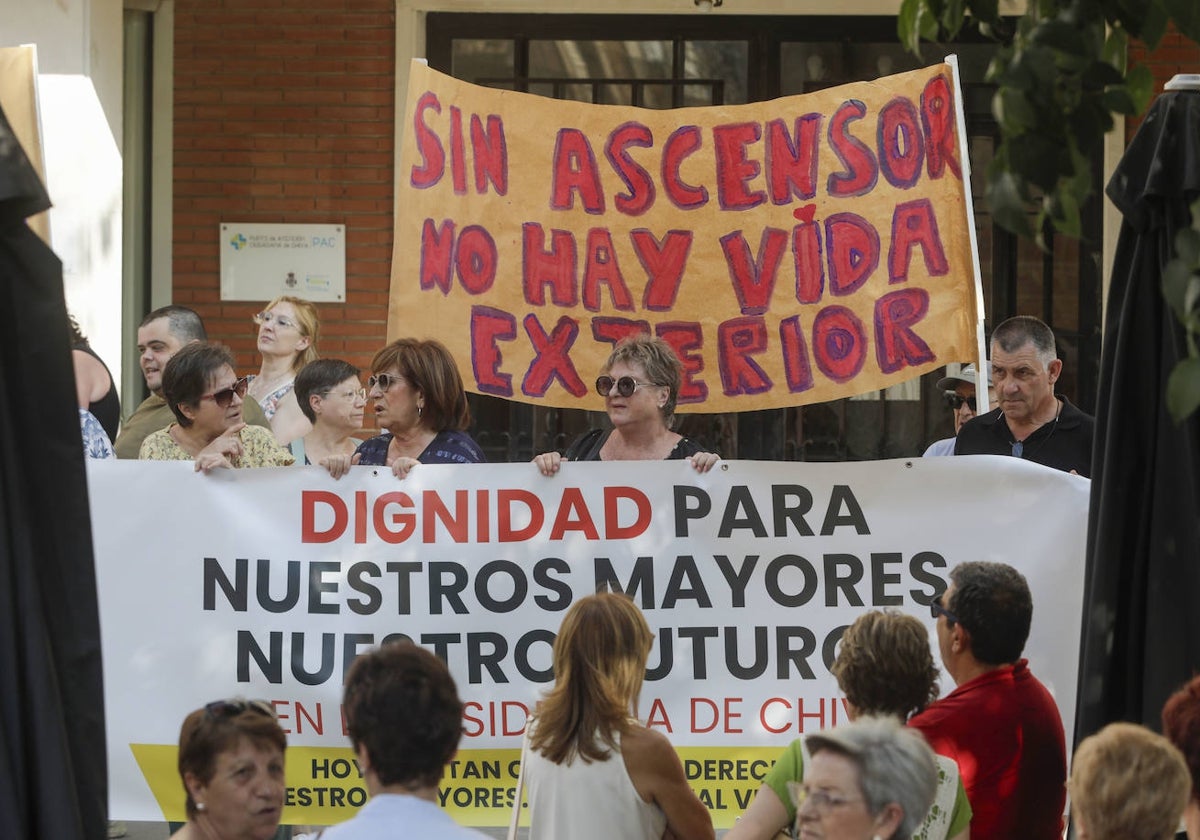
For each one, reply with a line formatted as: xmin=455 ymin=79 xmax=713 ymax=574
xmin=1009 ymin=399 xmax=1062 ymax=459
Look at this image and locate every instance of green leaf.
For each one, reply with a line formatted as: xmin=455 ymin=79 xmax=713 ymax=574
xmin=898 ymin=0 xmax=923 ymax=56
xmin=988 ymin=168 xmax=1036 ymax=239
xmin=1135 ymin=0 xmax=1170 ymax=50
xmin=1175 ymin=227 xmax=1200 ymax=267
xmin=1162 ymin=259 xmax=1195 ymax=320
xmin=940 ymin=0 xmax=967 ymax=40
xmin=968 ymin=0 xmax=1000 ymax=26
xmin=993 ymin=87 xmax=1039 ymax=134
xmin=1166 ymin=357 xmax=1200 ymax=424
xmin=1102 ymin=26 xmax=1128 ymax=74
xmin=1102 ymin=88 xmax=1138 ymax=115
xmin=1124 ymin=64 xmax=1155 ymax=114
xmin=1161 ymin=0 xmax=1200 ymax=45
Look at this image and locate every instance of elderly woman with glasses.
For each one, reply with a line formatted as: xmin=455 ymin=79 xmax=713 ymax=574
xmin=356 ymin=338 xmax=485 ymax=477
xmin=139 ymin=343 xmax=294 ymax=472
xmin=289 ymin=358 xmax=366 ymax=479
xmin=533 ymin=335 xmax=718 ymax=475
xmin=172 ymin=698 xmax=288 ymax=840
xmin=729 ymin=610 xmax=969 ymax=840
xmin=785 ymin=716 xmax=938 ymax=840
xmin=247 ymin=295 xmax=320 ymax=446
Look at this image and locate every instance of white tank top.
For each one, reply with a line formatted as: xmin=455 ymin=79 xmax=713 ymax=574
xmin=525 ymin=728 xmax=667 ymax=840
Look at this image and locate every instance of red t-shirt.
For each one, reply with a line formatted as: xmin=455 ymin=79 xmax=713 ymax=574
xmin=908 ymin=659 xmax=1066 ymax=840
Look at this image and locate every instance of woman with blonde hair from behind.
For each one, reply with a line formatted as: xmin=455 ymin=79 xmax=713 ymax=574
xmin=1070 ymin=721 xmax=1190 ymax=840
xmin=519 ymin=592 xmax=713 ymax=840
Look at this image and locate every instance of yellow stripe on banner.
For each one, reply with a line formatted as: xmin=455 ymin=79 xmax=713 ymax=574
xmin=131 ymin=743 xmax=786 ymax=828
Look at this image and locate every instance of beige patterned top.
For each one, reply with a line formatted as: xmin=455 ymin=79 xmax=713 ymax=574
xmin=139 ymin=424 xmax=295 ymax=467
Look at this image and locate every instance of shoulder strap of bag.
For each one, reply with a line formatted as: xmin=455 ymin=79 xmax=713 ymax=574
xmin=507 ymin=728 xmax=530 ymax=840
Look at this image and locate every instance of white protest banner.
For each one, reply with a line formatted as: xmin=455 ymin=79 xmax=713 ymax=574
xmin=91 ymin=456 xmax=1087 ymax=828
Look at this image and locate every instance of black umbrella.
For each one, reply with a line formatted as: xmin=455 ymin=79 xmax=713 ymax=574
xmin=1076 ymin=80 xmax=1200 ymax=740
xmin=0 ymin=102 xmax=107 ymax=838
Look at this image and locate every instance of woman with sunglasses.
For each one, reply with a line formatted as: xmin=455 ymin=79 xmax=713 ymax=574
xmin=139 ymin=343 xmax=294 ymax=472
xmin=290 ymin=359 xmax=366 ymax=478
xmin=247 ymin=295 xmax=320 ymax=446
xmin=533 ymin=335 xmax=718 ymax=475
xmin=727 ymin=610 xmax=970 ymax=840
xmin=173 ymin=697 xmax=288 ymax=840
xmin=356 ymin=338 xmax=485 ymax=477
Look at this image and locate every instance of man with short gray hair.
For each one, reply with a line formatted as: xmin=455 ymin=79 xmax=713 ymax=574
xmin=954 ymin=315 xmax=1093 ymax=475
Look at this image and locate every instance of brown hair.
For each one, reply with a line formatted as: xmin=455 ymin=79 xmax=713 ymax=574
xmin=1162 ymin=674 xmax=1200 ymax=801
xmin=161 ymin=343 xmax=236 ymax=428
xmin=1070 ymin=722 xmax=1190 ymax=840
xmin=371 ymin=338 xmax=471 ymax=432
xmin=830 ymin=610 xmax=939 ymax=720
xmin=603 ymin=335 xmax=683 ymax=423
xmin=261 ymin=295 xmax=320 ymax=373
xmin=530 ymin=592 xmax=653 ymax=765
xmin=177 ymin=701 xmax=287 ymax=819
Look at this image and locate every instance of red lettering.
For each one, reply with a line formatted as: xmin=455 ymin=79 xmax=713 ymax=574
xmin=522 ymin=223 xmax=577 ymax=307
xmin=877 ymin=96 xmax=925 ymax=189
xmin=606 ymin=122 xmax=655 ymax=216
xmin=888 ymin=198 xmax=948 ymax=283
xmin=419 ymin=218 xmax=455 ymax=294
xmin=469 ymin=305 xmax=516 ymax=397
xmin=761 ymin=697 xmax=791 ymax=734
xmin=522 ymin=314 xmax=586 ymax=398
xmin=779 ymin=316 xmax=815 ymax=394
xmin=718 ymin=316 xmax=771 ymax=396
xmin=632 ymin=229 xmax=692 ymax=311
xmin=874 ymin=288 xmax=934 ymax=373
xmin=470 ymin=113 xmax=508 ymax=195
xmin=582 ymin=228 xmax=634 ymax=312
xmin=647 ymin=698 xmax=673 ymax=732
xmin=812 ymin=306 xmax=867 ymax=383
xmin=713 ymin=122 xmax=766 ymax=210
xmin=410 ymin=91 xmax=444 ymax=188
xmin=657 ymin=322 xmax=707 ymax=405
xmin=691 ymin=698 xmax=719 ymax=733
xmin=720 ymin=228 xmax=788 ymax=315
xmin=455 ymin=225 xmax=497 ymax=294
xmin=549 ymin=488 xmax=599 ymax=540
xmin=765 ymin=114 xmax=821 ymax=203
xmin=498 ymin=489 xmax=544 ymax=542
xmin=793 ymin=220 xmax=824 ymax=304
xmin=723 ymin=698 xmax=743 ymax=734
xmin=604 ymin=486 xmax=651 ymax=539
xmin=662 ymin=126 xmax=708 ymax=209
xmin=372 ymin=492 xmax=415 ymax=545
xmin=921 ymin=75 xmax=961 ymax=180
xmin=422 ymin=489 xmax=468 ymax=544
xmin=301 ymin=490 xmax=347 ymax=543
xmin=825 ymin=213 xmax=879 ymax=296
xmin=592 ymin=318 xmax=651 ymax=349
xmin=450 ymin=105 xmax=467 ymax=194
xmin=826 ymin=100 xmax=878 ymax=197
xmin=354 ymin=490 xmax=367 ymax=543
xmin=551 ymin=128 xmax=604 ymax=213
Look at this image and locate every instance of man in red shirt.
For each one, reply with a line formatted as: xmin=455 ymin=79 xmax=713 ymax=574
xmin=909 ymin=561 xmax=1067 ymax=839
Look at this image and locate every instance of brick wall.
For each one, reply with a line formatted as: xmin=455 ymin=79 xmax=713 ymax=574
xmin=173 ymin=0 xmax=395 ymax=377
xmin=1128 ymin=25 xmax=1200 ymax=133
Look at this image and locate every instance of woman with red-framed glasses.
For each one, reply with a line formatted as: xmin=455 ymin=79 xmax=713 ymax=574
xmin=533 ymin=335 xmax=719 ymax=476
xmin=138 ymin=343 xmax=294 ymax=472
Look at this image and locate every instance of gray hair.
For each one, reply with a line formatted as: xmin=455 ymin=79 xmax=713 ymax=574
xmin=990 ymin=315 xmax=1056 ymax=368
xmin=804 ymin=716 xmax=938 ymax=840
xmin=141 ymin=305 xmax=208 ymax=344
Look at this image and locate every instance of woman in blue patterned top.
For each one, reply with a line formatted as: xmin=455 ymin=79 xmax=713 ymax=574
xmin=356 ymin=338 xmax=485 ymax=477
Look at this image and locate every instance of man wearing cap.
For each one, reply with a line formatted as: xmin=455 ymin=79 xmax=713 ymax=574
xmin=954 ymin=315 xmax=1094 ymax=476
xmin=923 ymin=363 xmax=994 ymax=457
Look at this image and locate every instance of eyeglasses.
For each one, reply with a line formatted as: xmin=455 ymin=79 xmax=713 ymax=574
xmin=199 ymin=377 xmax=249 ymax=408
xmin=204 ymin=698 xmax=277 ymax=721
xmin=368 ymin=372 xmax=403 ymax=392
xmin=792 ymin=785 xmax=862 ymax=816
xmin=596 ymin=375 xmax=663 ymax=398
xmin=943 ymin=392 xmax=977 ymax=411
xmin=931 ymin=593 xmax=958 ymax=625
xmin=253 ymin=311 xmax=299 ymax=331
xmin=328 ymin=387 xmax=367 ymax=401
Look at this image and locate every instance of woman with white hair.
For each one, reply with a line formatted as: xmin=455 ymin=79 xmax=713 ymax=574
xmin=788 ymin=716 xmax=938 ymax=840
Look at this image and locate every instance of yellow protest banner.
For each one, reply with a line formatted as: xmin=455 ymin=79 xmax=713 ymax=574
xmin=390 ymin=59 xmax=979 ymax=413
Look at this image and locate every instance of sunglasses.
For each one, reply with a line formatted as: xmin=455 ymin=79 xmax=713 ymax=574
xmin=253 ymin=311 xmax=299 ymax=331
xmin=200 ymin=377 xmax=249 ymax=408
xmin=930 ymin=593 xmax=958 ymax=625
xmin=595 ymin=375 xmax=662 ymax=398
xmin=204 ymin=697 xmax=277 ymax=721
xmin=367 ymin=372 xmax=403 ymax=393
xmin=943 ymin=392 xmax=977 ymax=411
